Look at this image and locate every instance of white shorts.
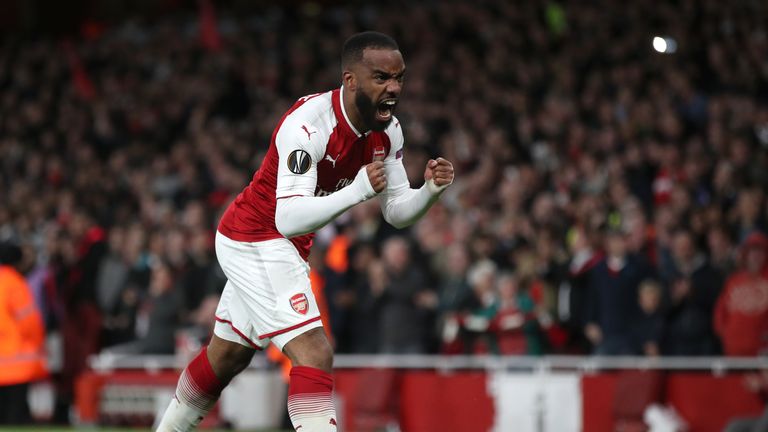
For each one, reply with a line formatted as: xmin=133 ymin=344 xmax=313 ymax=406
xmin=213 ymin=231 xmax=323 ymax=351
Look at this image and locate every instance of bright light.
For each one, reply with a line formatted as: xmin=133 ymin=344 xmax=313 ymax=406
xmin=652 ymin=36 xmax=678 ymax=54
xmin=665 ymin=37 xmax=678 ymax=53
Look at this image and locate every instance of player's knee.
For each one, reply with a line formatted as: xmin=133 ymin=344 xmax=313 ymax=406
xmin=302 ymin=341 xmax=333 ymax=373
xmin=207 ymin=337 xmax=256 ymax=383
xmin=221 ymin=349 xmax=253 ymax=377
xmin=283 ymin=328 xmax=334 ymax=373
xmin=306 ymin=337 xmax=334 ymax=371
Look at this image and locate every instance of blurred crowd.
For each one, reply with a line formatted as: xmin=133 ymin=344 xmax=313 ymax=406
xmin=2 ymin=0 xmax=768 ymax=419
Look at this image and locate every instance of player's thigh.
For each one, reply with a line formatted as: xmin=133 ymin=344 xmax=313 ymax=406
xmin=214 ymin=232 xmax=323 ymax=350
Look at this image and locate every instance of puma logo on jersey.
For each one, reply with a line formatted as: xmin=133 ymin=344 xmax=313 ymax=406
xmin=301 ymin=125 xmax=318 ymax=140
xmin=324 ymin=153 xmax=340 ymax=168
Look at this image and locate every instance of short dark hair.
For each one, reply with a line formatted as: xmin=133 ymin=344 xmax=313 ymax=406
xmin=341 ymin=31 xmax=399 ymax=69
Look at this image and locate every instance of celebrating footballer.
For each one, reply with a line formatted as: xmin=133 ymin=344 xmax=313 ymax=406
xmin=157 ymin=31 xmax=454 ymax=432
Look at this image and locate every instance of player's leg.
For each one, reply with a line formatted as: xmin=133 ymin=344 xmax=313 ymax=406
xmin=283 ymin=326 xmax=334 ymax=372
xmin=278 ymin=327 xmax=337 ymax=431
xmin=155 ymin=334 xmax=255 ymax=432
xmin=212 ymin=233 xmax=336 ymax=431
xmin=156 ymin=272 xmax=260 ymax=432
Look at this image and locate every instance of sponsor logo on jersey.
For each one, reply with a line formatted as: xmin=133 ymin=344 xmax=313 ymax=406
xmin=335 ymin=178 xmax=353 ymax=190
xmin=287 ymin=150 xmax=312 ymax=174
xmin=290 ymin=293 xmax=309 ymax=315
xmin=316 ymin=178 xmax=353 ymax=196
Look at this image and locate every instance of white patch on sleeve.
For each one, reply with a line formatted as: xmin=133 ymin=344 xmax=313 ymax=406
xmin=275 ymin=119 xmax=327 ymax=198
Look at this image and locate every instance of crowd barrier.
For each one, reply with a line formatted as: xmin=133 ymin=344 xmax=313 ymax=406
xmin=73 ymin=354 xmax=767 ymax=431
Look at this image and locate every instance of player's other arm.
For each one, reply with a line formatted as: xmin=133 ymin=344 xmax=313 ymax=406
xmin=379 ymin=127 xmax=454 ymax=229
xmin=274 ymin=122 xmax=386 ymax=238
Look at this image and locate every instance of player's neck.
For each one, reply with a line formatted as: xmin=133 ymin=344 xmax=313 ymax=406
xmin=341 ymin=87 xmax=368 ymax=135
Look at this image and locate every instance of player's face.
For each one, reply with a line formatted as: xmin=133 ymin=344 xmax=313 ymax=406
xmin=352 ymin=48 xmax=405 ymax=131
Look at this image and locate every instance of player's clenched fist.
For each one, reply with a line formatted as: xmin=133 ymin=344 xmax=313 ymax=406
xmin=366 ymin=160 xmax=387 ymax=193
xmin=424 ymin=157 xmax=454 ymax=191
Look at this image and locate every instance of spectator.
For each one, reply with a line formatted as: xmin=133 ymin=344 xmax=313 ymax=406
xmin=660 ymin=229 xmax=723 ymax=355
xmin=436 ymin=243 xmax=473 ymax=315
xmin=708 ymin=225 xmax=737 ymax=276
xmin=0 ymin=241 xmax=47 ymax=425
xmin=455 ymin=260 xmax=499 ymax=354
xmin=136 ymin=260 xmax=183 ymax=354
xmin=715 ymin=232 xmax=768 ymax=356
xmin=352 ymin=256 xmax=385 ymax=354
xmin=559 ymin=226 xmax=603 ymax=353
xmin=434 ymin=242 xmax=473 ymax=353
xmin=95 ymin=226 xmax=132 ymax=347
xmin=105 ymin=259 xmax=182 ymax=355
xmin=632 ymin=279 xmax=665 ymax=356
xmin=377 ymin=237 xmax=435 ymax=354
xmin=585 ymin=229 xmax=653 ymax=355
xmin=494 ymin=273 xmax=543 ymax=355
xmin=732 ymin=189 xmax=767 ymax=243
xmin=100 ymin=224 xmax=150 ymax=348
xmin=176 ymin=227 xmax=225 ymax=331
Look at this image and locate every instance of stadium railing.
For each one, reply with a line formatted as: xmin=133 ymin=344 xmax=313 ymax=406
xmin=89 ymin=353 xmax=768 ymax=372
xmin=77 ymin=354 xmax=767 ymax=431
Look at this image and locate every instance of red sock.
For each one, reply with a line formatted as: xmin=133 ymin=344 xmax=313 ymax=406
xmin=177 ymin=347 xmax=225 ymax=412
xmin=288 ymin=366 xmax=337 ymax=430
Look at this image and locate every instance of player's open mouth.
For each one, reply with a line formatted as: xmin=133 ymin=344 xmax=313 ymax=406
xmin=376 ymin=99 xmax=397 ymax=122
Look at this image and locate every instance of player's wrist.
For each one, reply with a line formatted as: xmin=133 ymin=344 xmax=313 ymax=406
xmin=354 ymin=166 xmax=378 ymax=200
xmin=425 ymin=178 xmax=450 ymax=195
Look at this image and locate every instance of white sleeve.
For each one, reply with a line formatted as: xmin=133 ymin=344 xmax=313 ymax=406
xmin=379 ymin=124 xmax=449 ymax=229
xmin=274 ymin=120 xmax=377 ymax=238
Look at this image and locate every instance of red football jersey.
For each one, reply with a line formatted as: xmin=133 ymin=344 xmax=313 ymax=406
xmin=218 ymin=88 xmax=404 ymax=259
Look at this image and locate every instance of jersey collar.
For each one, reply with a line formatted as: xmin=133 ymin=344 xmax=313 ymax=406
xmin=335 ymin=86 xmax=371 ymax=138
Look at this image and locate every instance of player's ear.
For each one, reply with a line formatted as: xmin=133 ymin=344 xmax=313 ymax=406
xmin=342 ymin=70 xmax=356 ymax=91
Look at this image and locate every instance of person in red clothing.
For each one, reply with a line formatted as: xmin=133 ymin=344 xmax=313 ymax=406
xmin=157 ymin=32 xmax=454 ymax=432
xmin=715 ymin=232 xmax=768 ymax=356
xmin=0 ymin=241 xmax=48 ymax=424
xmin=494 ymin=273 xmax=544 ymax=355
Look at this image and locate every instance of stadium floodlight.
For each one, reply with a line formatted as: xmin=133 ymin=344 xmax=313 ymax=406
xmin=652 ymin=36 xmax=678 ymax=54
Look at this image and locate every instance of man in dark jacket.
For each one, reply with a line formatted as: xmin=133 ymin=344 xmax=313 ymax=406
xmin=377 ymin=237 xmax=435 ymax=354
xmin=659 ymin=229 xmax=723 ymax=355
xmin=585 ymin=229 xmax=654 ymax=355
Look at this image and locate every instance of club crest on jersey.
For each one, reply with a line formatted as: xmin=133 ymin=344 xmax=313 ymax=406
xmin=290 ymin=293 xmax=309 ymax=315
xmin=373 ymin=146 xmax=386 ymax=160
xmin=287 ymin=150 xmax=311 ymax=174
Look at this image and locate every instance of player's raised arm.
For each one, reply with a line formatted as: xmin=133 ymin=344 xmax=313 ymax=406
xmin=274 ymin=120 xmax=382 ymax=238
xmin=378 ymin=124 xmax=454 ymax=228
